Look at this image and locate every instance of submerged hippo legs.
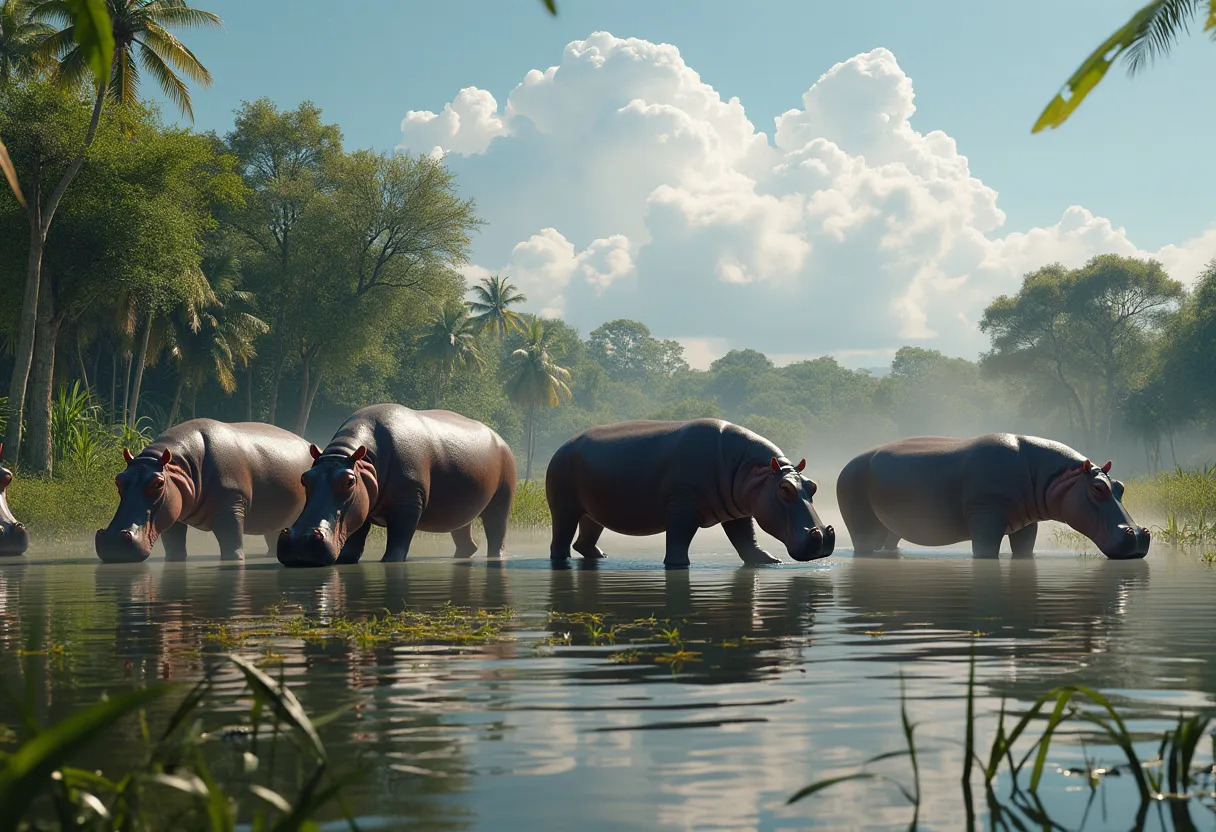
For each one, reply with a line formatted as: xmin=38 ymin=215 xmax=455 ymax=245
xmin=663 ymin=504 xmax=700 ymax=569
xmin=572 ymin=516 xmax=607 ymax=560
xmin=336 ymin=522 xmax=372 ymax=564
xmin=1009 ymin=523 xmax=1037 ymax=557
xmin=452 ymin=524 xmax=479 ymax=558
xmin=383 ymin=501 xmax=423 ymax=563
xmin=213 ymin=497 xmax=249 ymax=561
xmin=967 ymin=509 xmax=1007 ymax=559
xmin=480 ymin=483 xmax=513 ymax=558
xmin=163 ymin=523 xmax=188 ymax=562
xmin=723 ymin=517 xmax=781 ymax=565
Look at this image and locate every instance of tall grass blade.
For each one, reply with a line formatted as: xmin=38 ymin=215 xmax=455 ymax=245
xmin=1029 ymin=688 xmax=1077 ymax=792
xmin=229 ymin=655 xmax=325 ymax=760
xmin=0 ymin=685 xmax=169 ymax=831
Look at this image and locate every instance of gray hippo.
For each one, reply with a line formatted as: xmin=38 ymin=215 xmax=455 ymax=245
xmin=276 ymin=404 xmax=516 ymax=567
xmin=836 ymin=433 xmax=1151 ymax=559
xmin=95 ymin=420 xmax=313 ymax=563
xmin=0 ymin=447 xmax=29 ymax=556
xmin=545 ymin=419 xmax=835 ymax=568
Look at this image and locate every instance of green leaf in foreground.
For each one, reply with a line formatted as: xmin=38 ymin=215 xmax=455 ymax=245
xmin=0 ymin=685 xmax=169 ymax=831
xmin=787 ymin=772 xmax=899 ymax=804
xmin=0 ymin=139 xmax=24 ymax=208
xmin=540 ymin=0 xmax=557 ymax=14
xmin=64 ymin=0 xmax=115 ymax=89
xmin=229 ymin=654 xmax=325 ymax=760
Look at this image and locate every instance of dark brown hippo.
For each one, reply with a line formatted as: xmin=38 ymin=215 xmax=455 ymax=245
xmin=546 ymin=419 xmax=835 ymax=568
xmin=836 ymin=433 xmax=1151 ymax=559
xmin=276 ymin=404 xmax=517 ymax=567
xmin=95 ymin=420 xmax=313 ymax=563
xmin=0 ymin=447 xmax=29 ymax=556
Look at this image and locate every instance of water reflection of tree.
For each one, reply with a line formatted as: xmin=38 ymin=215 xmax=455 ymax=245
xmin=544 ymin=565 xmax=835 ymax=685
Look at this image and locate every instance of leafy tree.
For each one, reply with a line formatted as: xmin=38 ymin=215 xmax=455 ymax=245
xmin=504 ymin=319 xmax=571 ymax=480
xmin=587 ymin=318 xmax=688 ymax=382
xmin=1036 ymin=0 xmax=1216 ymax=132
xmin=467 ymin=274 xmax=526 ymax=339
xmin=1160 ymin=259 xmax=1216 ymax=427
xmin=980 ymin=255 xmax=1182 ymax=450
xmin=414 ymin=302 xmax=485 ymax=408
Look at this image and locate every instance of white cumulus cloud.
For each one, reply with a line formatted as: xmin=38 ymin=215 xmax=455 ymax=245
xmin=399 ymin=33 xmax=1216 ymax=364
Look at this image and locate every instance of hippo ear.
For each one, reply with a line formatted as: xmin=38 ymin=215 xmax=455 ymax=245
xmin=1101 ymin=460 xmax=1112 ymax=474
xmin=159 ymin=449 xmax=172 ymax=468
xmin=350 ymin=446 xmax=367 ymax=463
xmin=123 ymin=448 xmax=134 ymax=464
xmin=1082 ymin=459 xmax=1093 ymax=473
xmin=770 ymin=457 xmax=781 ymax=474
xmin=795 ymin=458 xmax=806 ymax=473
xmin=309 ymin=444 xmax=322 ymax=460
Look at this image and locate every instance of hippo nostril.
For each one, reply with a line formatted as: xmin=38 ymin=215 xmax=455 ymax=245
xmin=280 ymin=528 xmax=290 ymax=537
xmin=121 ymin=530 xmax=133 ymax=541
xmin=824 ymin=525 xmax=834 ymax=535
xmin=312 ymin=528 xmax=324 ymax=540
xmin=1125 ymin=527 xmax=1135 ymax=536
xmin=14 ymin=523 xmax=23 ymax=531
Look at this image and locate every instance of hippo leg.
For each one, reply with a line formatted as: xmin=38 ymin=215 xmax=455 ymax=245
xmin=967 ymin=510 xmax=1006 ymax=559
xmin=263 ymin=534 xmax=278 ymax=556
xmin=452 ymin=524 xmax=479 ymax=559
xmin=382 ymin=503 xmax=422 ymax=563
xmin=722 ymin=517 xmax=779 ymax=565
xmin=572 ymin=516 xmax=608 ymax=560
xmin=663 ymin=505 xmax=699 ymax=569
xmin=881 ymin=532 xmax=901 ymax=551
xmin=480 ymin=485 xmax=512 ymax=559
xmin=1008 ymin=523 xmax=1037 ymax=558
xmin=213 ymin=506 xmax=247 ymax=562
xmin=336 ymin=522 xmax=371 ymax=564
xmin=549 ymin=510 xmax=579 ymax=561
xmin=162 ymin=523 xmax=188 ymax=562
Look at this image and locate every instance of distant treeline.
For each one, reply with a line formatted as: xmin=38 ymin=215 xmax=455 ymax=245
xmin=3 ymin=86 xmax=1215 ymax=480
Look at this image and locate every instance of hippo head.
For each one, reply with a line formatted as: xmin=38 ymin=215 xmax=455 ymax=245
xmin=95 ymin=449 xmax=193 ymax=563
xmin=277 ymin=444 xmax=379 ymax=568
xmin=1046 ymin=459 xmax=1150 ymax=560
xmin=748 ymin=457 xmax=835 ymax=561
xmin=0 ymin=446 xmax=29 ymax=556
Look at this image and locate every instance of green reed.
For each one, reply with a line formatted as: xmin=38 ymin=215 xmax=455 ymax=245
xmin=789 ymin=647 xmax=1216 ymax=829
xmin=0 ymin=654 xmax=360 ymax=832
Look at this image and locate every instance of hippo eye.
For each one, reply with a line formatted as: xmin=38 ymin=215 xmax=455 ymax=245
xmin=778 ymin=481 xmax=797 ymax=502
xmin=340 ymin=471 xmax=357 ymax=490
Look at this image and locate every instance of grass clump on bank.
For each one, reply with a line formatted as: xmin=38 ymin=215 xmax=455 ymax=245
xmin=6 ymin=461 xmax=125 ymax=547
xmin=1126 ymin=466 xmax=1216 ymax=547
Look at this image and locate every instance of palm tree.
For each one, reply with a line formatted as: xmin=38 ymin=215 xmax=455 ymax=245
xmin=0 ymin=0 xmax=53 ymax=83
xmin=503 ymin=319 xmax=571 ymax=481
xmin=35 ymin=0 xmax=220 ymax=119
xmin=1036 ymin=0 xmax=1215 ymax=132
xmin=166 ymin=256 xmax=267 ymax=424
xmin=414 ymin=303 xmax=485 ymax=408
xmin=468 ymin=274 xmax=528 ymax=340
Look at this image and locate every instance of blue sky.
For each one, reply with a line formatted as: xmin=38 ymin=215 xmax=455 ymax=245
xmin=163 ymin=1 xmax=1216 ymax=366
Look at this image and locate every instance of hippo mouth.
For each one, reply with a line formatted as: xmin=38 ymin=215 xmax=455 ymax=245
xmin=277 ymin=526 xmax=340 ymax=568
xmin=0 ymin=523 xmax=28 ymax=556
xmin=789 ymin=525 xmax=836 ymax=562
xmin=95 ymin=527 xmax=154 ymax=563
xmin=1096 ymin=525 xmax=1151 ymax=560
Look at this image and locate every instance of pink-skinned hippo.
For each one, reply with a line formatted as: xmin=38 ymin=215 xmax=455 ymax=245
xmin=546 ymin=419 xmax=835 ymax=568
xmin=0 ymin=446 xmax=29 ymax=556
xmin=836 ymin=433 xmax=1151 ymax=559
xmin=95 ymin=420 xmax=313 ymax=563
xmin=276 ymin=404 xmax=517 ymax=567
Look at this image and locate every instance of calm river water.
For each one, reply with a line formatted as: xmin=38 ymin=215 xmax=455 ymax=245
xmin=1 ymin=529 xmax=1213 ymax=831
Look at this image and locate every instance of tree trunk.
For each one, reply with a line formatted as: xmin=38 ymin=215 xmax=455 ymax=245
xmin=297 ymin=367 xmax=323 ymax=436
xmin=5 ymin=80 xmax=108 ymax=464
xmin=266 ymin=349 xmax=286 ymax=424
xmin=27 ymin=283 xmax=60 ymax=476
xmin=1168 ymin=431 xmax=1178 ymax=470
xmin=525 ymin=403 xmax=536 ymax=482
xmin=244 ymin=364 xmax=253 ymax=421
xmin=168 ymin=375 xmax=185 ymax=426
xmin=189 ymin=386 xmax=198 ymax=419
xmin=109 ymin=349 xmax=117 ymax=423
xmin=128 ymin=311 xmax=153 ymax=427
xmin=74 ymin=330 xmax=90 ymax=393
xmin=294 ymin=351 xmax=310 ymax=434
xmin=121 ymin=351 xmax=132 ymax=426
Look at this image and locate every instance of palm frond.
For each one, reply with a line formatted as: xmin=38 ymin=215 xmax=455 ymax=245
xmin=146 ymin=2 xmax=222 ymax=30
xmin=136 ymin=39 xmax=191 ymax=117
xmin=1124 ymin=0 xmax=1202 ymax=74
xmin=139 ymin=22 xmax=212 ymax=85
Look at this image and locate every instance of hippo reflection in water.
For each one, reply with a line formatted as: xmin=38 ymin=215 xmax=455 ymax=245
xmin=95 ymin=419 xmax=313 ymax=563
xmin=546 ymin=419 xmax=835 ymax=568
xmin=837 ymin=433 xmax=1151 ymax=559
xmin=0 ymin=446 xmax=29 ymax=556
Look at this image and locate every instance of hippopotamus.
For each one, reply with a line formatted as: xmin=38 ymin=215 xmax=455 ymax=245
xmin=0 ymin=447 xmax=29 ymax=556
xmin=545 ymin=419 xmax=835 ymax=568
xmin=95 ymin=419 xmax=313 ymax=563
xmin=276 ymin=404 xmax=517 ymax=567
xmin=836 ymin=433 xmax=1151 ymax=559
